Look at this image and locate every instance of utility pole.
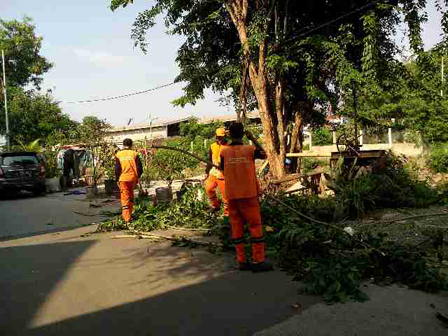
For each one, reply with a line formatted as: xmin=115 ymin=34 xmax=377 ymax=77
xmin=1 ymin=50 xmax=10 ymax=151
xmin=148 ymin=114 xmax=159 ymax=139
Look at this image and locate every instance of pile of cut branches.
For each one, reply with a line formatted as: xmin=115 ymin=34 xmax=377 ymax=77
xmin=260 ymin=192 xmax=448 ymax=303
xmin=98 ymin=153 xmax=448 ymax=303
xmin=98 ymin=183 xmax=218 ymax=233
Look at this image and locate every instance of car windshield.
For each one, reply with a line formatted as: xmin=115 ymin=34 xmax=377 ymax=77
xmin=2 ymin=155 xmax=39 ymax=166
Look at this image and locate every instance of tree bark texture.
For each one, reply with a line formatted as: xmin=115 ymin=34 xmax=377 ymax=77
xmin=226 ymin=0 xmax=286 ymax=178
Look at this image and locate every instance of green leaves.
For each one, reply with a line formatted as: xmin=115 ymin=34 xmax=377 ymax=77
xmin=0 ymin=17 xmax=52 ymax=89
xmin=99 ymin=184 xmax=216 ymax=232
xmin=428 ymin=144 xmax=448 ymax=173
xmin=110 ymin=0 xmax=133 ymax=11
xmin=14 ymin=138 xmax=41 ymax=152
xmin=77 ymin=116 xmax=111 ymax=145
xmin=266 ymin=55 xmax=298 ymax=73
xmin=0 ymin=88 xmax=78 ymax=147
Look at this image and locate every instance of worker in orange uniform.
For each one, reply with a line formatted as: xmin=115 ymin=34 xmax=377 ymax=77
xmin=220 ymin=122 xmax=273 ymax=272
xmin=205 ymin=127 xmax=229 ymax=220
xmin=115 ymin=138 xmax=143 ymax=224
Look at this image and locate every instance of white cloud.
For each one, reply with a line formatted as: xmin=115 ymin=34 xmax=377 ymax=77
xmin=73 ymin=48 xmax=125 ymax=66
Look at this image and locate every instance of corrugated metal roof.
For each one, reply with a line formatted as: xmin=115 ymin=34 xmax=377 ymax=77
xmin=199 ymin=111 xmax=260 ymax=124
xmin=107 ymin=112 xmax=261 ymax=133
xmin=107 ymin=117 xmax=192 ymax=132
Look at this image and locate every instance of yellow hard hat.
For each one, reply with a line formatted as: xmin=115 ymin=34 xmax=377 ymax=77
xmin=216 ymin=128 xmax=226 ymax=137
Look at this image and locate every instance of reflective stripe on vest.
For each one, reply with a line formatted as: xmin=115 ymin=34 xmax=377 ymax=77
xmin=209 ymin=142 xmax=225 ymax=179
xmin=116 ymin=150 xmax=138 ymax=182
xmin=221 ymin=145 xmax=259 ymax=199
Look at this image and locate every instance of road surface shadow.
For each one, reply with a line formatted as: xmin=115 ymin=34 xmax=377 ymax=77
xmin=0 ymin=238 xmax=321 ymax=336
xmin=0 ymin=240 xmax=97 ymax=335
xmin=0 ymin=224 xmax=97 ymax=242
xmin=0 ymin=190 xmax=44 ymax=200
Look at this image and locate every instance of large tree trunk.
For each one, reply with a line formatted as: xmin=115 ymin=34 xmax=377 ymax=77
xmin=289 ymin=109 xmax=303 ymax=154
xmin=288 ymin=104 xmax=305 ymax=173
xmin=226 ymin=0 xmax=286 ymax=179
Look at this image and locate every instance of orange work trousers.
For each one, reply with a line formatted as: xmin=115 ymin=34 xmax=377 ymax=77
xmin=228 ymin=197 xmax=265 ymax=264
xmin=205 ymin=174 xmax=229 ymax=216
xmin=119 ymin=180 xmax=137 ymax=222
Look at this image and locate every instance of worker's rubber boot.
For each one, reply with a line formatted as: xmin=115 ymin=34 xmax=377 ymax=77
xmin=237 ymin=262 xmax=251 ymax=271
xmin=251 ymin=260 xmax=274 ymax=273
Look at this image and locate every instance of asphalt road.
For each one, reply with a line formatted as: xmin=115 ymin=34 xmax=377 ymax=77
xmin=1 ymin=188 xmax=447 ymax=336
xmin=0 ymin=191 xmax=120 ymax=240
xmin=0 ymin=226 xmax=321 ymax=336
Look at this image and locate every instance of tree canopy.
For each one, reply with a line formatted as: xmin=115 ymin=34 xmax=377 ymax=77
xmin=0 ymin=17 xmax=52 ymax=89
xmin=0 ymin=88 xmax=78 ymax=146
xmin=109 ymin=0 xmax=447 ymax=178
xmin=77 ymin=116 xmax=111 ymax=145
xmin=353 ymin=47 xmax=448 ymax=145
xmin=0 ymin=17 xmax=81 ymax=148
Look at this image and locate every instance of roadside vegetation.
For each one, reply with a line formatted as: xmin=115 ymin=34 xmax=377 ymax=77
xmin=98 ymin=145 xmax=448 ymax=303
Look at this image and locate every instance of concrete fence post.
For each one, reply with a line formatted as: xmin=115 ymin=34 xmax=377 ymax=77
xmin=359 ymin=130 xmax=364 ymax=145
xmin=309 ymin=132 xmax=313 ymax=150
xmin=388 ymin=128 xmax=393 ymax=148
xmin=332 ymin=131 xmax=337 ymax=144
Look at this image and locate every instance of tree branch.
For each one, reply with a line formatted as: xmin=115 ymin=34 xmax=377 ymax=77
xmin=149 ymin=145 xmax=218 ymax=169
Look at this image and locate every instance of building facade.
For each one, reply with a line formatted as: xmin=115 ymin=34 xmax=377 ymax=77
xmin=105 ymin=112 xmax=261 ymax=145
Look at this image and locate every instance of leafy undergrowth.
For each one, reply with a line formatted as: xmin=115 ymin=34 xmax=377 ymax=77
xmin=98 ymin=154 xmax=448 ymax=304
xmin=261 ymin=193 xmax=447 ymax=302
xmin=98 ymin=183 xmax=217 ymax=232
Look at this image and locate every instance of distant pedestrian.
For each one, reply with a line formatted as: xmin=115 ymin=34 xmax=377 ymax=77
xmin=115 ymin=138 xmax=143 ymax=224
xmin=220 ymin=122 xmax=273 ymax=272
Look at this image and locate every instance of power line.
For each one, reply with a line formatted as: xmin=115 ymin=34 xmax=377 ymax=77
xmin=58 ymin=1 xmax=389 ymax=105
xmin=280 ymin=0 xmax=383 ymax=49
xmin=60 ymin=81 xmax=178 ymax=104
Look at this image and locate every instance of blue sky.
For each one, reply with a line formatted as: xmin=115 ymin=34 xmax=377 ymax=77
xmin=0 ymin=0 xmax=445 ymax=127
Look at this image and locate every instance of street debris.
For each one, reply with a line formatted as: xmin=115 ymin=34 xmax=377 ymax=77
xmin=64 ymin=190 xmax=87 ymax=196
xmin=343 ymin=227 xmax=355 ymax=236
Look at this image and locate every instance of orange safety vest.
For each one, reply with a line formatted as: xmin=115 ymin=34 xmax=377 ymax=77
xmin=209 ymin=142 xmax=226 ymax=179
xmin=221 ymin=145 xmax=259 ymax=200
xmin=116 ymin=149 xmax=139 ymax=182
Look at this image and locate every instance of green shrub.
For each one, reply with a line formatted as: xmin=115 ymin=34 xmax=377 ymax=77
xmin=327 ymin=152 xmax=439 ymax=217
xmin=428 ymin=144 xmax=448 ymax=173
xmin=313 ymin=127 xmax=333 ymax=146
xmin=43 ymin=150 xmax=59 ymax=178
